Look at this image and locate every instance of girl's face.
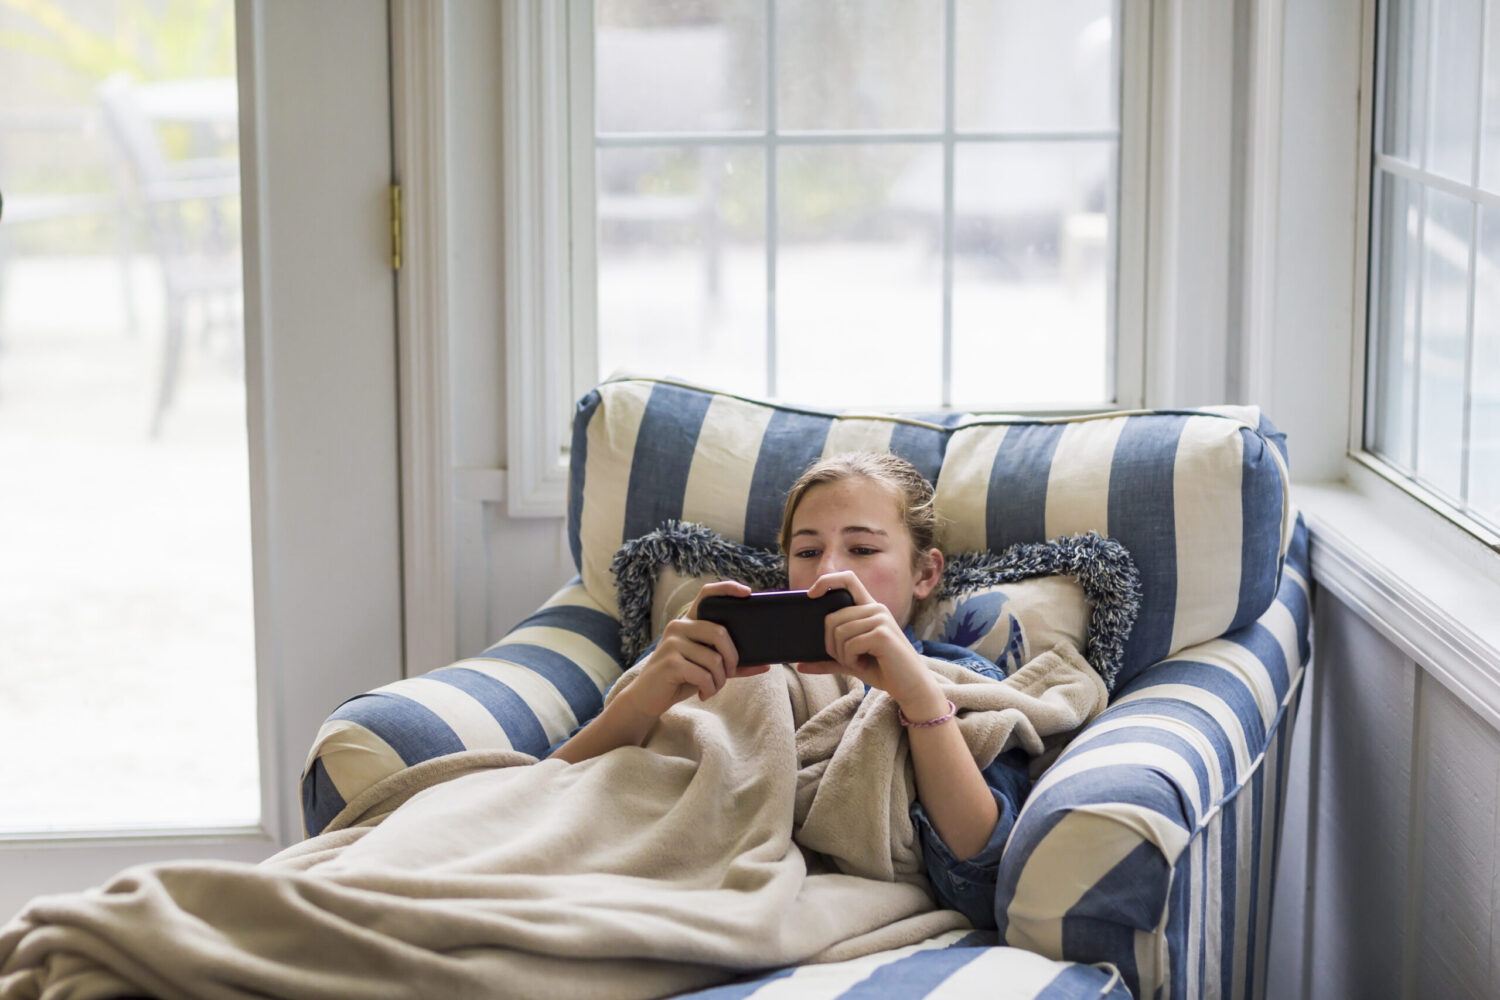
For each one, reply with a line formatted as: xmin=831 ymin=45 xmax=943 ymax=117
xmin=786 ymin=477 xmax=941 ymax=627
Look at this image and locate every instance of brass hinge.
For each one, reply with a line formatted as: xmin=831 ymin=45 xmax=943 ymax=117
xmin=390 ymin=182 xmax=403 ymax=271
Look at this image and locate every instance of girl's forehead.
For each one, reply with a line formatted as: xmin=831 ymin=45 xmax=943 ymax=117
xmin=793 ymin=477 xmax=905 ymax=526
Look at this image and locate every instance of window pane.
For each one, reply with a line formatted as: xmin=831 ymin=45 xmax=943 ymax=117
xmin=777 ymin=0 xmax=943 ymax=131
xmin=951 ymin=142 xmax=1113 ymax=407
xmin=1367 ymin=172 xmax=1422 ymax=466
xmin=1469 ymin=207 xmax=1500 ymax=523
xmin=596 ymin=146 xmax=767 ymax=394
xmin=1426 ymin=0 xmax=1482 ymax=182
xmin=1481 ymin=0 xmax=1500 ymax=190
xmin=956 ymin=0 xmax=1116 ymax=133
xmin=596 ymin=0 xmax=764 ymax=133
xmin=0 ymin=0 xmax=256 ymax=830
xmin=1415 ymin=188 xmax=1472 ymax=497
xmin=776 ymin=144 xmax=940 ymax=408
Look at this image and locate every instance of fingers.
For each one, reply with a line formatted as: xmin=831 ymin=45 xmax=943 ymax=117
xmin=806 ymin=570 xmax=873 ymax=606
xmin=823 ymin=603 xmax=890 ymax=669
xmin=687 ymin=579 xmax=753 ymax=619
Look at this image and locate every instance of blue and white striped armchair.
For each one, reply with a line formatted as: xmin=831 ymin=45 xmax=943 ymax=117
xmin=302 ymin=375 xmax=1309 ymax=1000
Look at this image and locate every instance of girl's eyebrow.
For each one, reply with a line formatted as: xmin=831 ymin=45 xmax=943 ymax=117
xmin=792 ymin=526 xmax=888 ymax=538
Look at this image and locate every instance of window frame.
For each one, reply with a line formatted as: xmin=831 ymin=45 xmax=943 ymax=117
xmin=503 ymin=0 xmax=1152 ymax=517
xmin=1355 ymin=0 xmax=1500 ymax=553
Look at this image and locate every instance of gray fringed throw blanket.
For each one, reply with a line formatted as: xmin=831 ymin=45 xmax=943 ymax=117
xmin=0 ymin=644 xmax=1107 ymax=1000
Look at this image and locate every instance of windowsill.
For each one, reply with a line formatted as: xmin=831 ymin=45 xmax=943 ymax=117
xmin=1296 ymin=470 xmax=1500 ymax=731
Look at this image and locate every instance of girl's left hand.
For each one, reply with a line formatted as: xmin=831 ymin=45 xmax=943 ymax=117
xmin=795 ymin=571 xmax=932 ymax=705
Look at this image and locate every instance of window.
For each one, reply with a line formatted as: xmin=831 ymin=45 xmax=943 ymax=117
xmin=503 ymin=0 xmax=1150 ymax=514
xmin=1366 ymin=0 xmax=1500 ymax=537
xmin=573 ymin=0 xmax=1142 ymax=412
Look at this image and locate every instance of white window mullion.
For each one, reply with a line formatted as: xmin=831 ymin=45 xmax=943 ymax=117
xmin=941 ymin=0 xmax=956 ymax=408
xmin=766 ymin=0 xmax=779 ymax=398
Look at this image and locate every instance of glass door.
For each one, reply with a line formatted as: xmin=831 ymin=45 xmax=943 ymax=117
xmin=0 ymin=0 xmax=403 ymax=914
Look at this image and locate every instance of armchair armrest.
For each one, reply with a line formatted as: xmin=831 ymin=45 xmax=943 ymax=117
xmin=299 ymin=577 xmax=623 ymax=838
xmin=997 ymin=516 xmax=1312 ymax=1000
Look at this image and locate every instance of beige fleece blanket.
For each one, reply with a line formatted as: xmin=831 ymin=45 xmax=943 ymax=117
xmin=0 ymin=643 xmax=1106 ymax=1000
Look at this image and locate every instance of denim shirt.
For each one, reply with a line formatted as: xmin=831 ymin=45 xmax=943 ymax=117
xmin=905 ymin=635 xmax=1032 ymax=930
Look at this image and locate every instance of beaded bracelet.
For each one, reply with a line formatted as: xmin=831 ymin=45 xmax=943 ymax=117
xmin=897 ymin=699 xmax=957 ymax=728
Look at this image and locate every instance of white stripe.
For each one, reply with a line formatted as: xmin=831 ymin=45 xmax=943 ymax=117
xmin=934 ymin=426 xmax=1009 ymax=552
xmin=492 ymin=624 xmax=622 ymax=691
xmin=1251 ymin=729 xmax=1283 ymax=999
xmin=931 ymin=943 xmax=1093 ymax=998
xmin=366 ymin=676 xmax=513 ymax=752
xmin=1231 ymin=760 xmax=1255 ymax=1000
xmin=1165 ymin=636 xmax=1279 ymax=728
xmin=1202 ymin=807 xmax=1223 ymax=1000
xmin=1138 ymin=923 xmax=1168 ymax=1000
xmin=680 ymin=394 xmax=775 ymax=541
xmin=744 ymin=930 xmax=968 ymax=999
xmin=1186 ymin=831 xmax=1203 ymax=1000
xmin=1061 ymin=714 xmax=1226 ymax=806
xmin=1028 ymin=741 xmax=1209 ymax=836
xmin=305 ymin=720 xmax=407 ymax=806
xmin=819 ymin=417 xmax=897 ymax=458
xmin=1003 ymin=809 xmax=1155 ymax=959
xmin=1169 ymin=416 xmax=1244 ymax=655
xmin=1261 ymin=596 xmax=1304 ymax=683
xmin=579 ymin=380 xmax=652 ymax=619
xmin=1109 ymin=683 xmax=1254 ymax=786
xmin=1043 ymin=417 xmax=1125 ymax=539
xmin=436 ymin=659 xmax=580 ymax=742
xmin=537 ymin=578 xmax=609 ymax=613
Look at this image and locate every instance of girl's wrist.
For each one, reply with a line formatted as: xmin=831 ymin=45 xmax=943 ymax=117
xmin=891 ymin=676 xmax=948 ymax=724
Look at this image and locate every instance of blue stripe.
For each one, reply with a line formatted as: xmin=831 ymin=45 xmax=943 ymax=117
xmin=569 ymin=390 xmax=600 ymax=573
xmin=499 ymin=603 xmax=624 ymax=663
xmin=673 ymin=966 xmax=798 ymax=998
xmin=839 ymin=946 xmax=987 ymax=998
xmin=1168 ymin=849 xmax=1191 ymax=1000
xmin=1218 ymin=785 xmax=1239 ymax=1000
xmin=888 ymin=421 xmax=951 ymax=486
xmin=1231 ymin=427 xmax=1286 ymax=633
xmin=622 ymin=382 xmax=715 ymax=543
xmin=474 ymin=642 xmax=605 ymax=723
xmin=1137 ymin=659 xmax=1266 ymax=760
xmin=1059 ymin=725 xmax=1217 ymax=816
xmin=743 ymin=408 xmax=833 ymax=549
xmin=1036 ymin=962 xmax=1135 ymax=999
xmin=327 ymin=692 xmax=466 ymax=766
xmin=1257 ymin=411 xmax=1289 ymax=466
xmin=427 ymin=667 xmax=552 ymax=755
xmin=1107 ymin=414 xmax=1189 ymax=687
xmin=985 ymin=423 xmax=1067 ymax=552
xmin=1093 ymin=699 xmax=1234 ymax=802
xmin=1244 ymin=767 xmax=1265 ymax=1000
xmin=301 ymin=756 xmax=346 ymax=838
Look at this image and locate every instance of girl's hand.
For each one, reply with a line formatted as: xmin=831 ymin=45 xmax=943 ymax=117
xmin=616 ymin=580 xmax=766 ymax=721
xmin=794 ymin=571 xmax=938 ymax=709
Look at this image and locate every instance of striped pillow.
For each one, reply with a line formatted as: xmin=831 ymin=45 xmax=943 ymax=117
xmin=569 ymin=377 xmax=1291 ymax=692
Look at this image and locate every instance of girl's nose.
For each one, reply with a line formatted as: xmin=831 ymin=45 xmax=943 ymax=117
xmin=819 ymin=552 xmax=844 ymax=576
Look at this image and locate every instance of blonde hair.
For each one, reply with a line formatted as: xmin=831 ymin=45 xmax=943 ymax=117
xmin=778 ymin=452 xmax=941 ymax=569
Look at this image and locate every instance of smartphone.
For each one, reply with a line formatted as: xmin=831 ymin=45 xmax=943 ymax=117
xmin=695 ymin=589 xmax=856 ymax=667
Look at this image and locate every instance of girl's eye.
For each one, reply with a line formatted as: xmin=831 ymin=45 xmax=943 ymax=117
xmin=794 ymin=548 xmax=820 ymax=559
xmin=850 ymin=546 xmax=879 ymax=556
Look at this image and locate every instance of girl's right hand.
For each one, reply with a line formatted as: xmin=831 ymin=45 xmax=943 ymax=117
xmin=616 ymin=580 xmax=765 ymax=720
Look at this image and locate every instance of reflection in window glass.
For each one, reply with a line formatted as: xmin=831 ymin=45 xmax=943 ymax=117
xmin=0 ymin=0 xmax=258 ymax=831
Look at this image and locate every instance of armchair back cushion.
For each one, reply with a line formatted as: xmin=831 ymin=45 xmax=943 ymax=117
xmin=568 ymin=377 xmax=1293 ymax=690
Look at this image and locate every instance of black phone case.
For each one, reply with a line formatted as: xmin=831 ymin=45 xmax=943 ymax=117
xmin=696 ymin=589 xmax=856 ymax=667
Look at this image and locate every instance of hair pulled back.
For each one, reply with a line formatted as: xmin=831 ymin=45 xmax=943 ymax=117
xmin=777 ymin=451 xmax=941 ymax=567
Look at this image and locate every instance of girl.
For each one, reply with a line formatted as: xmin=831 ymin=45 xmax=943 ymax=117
xmin=550 ymin=452 xmax=1029 ymax=929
